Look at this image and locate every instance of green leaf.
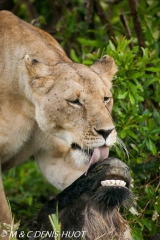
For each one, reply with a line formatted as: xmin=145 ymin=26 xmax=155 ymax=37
xmin=70 ymin=49 xmax=80 ymax=63
xmin=136 ymin=94 xmax=144 ymax=101
xmin=82 ymin=60 xmax=93 ymax=65
xmin=141 ymin=218 xmax=152 ymax=231
xmin=120 ymin=129 xmax=126 ymax=139
xmin=129 ymin=92 xmax=135 ymax=105
xmin=126 ymin=129 xmax=137 ymax=139
xmin=131 ymin=228 xmax=144 ymax=240
xmin=38 ymin=16 xmax=47 ymax=25
xmin=117 ymin=92 xmax=128 ymax=99
xmin=85 ymin=53 xmax=96 ymax=60
xmin=130 ymin=144 xmax=139 ymax=152
xmin=141 ymin=47 xmax=149 ymax=59
xmin=148 ymin=118 xmax=155 ymax=131
xmin=130 ymin=72 xmax=143 ymax=79
xmin=152 ymin=127 xmax=160 ymax=134
xmin=77 ymin=38 xmax=100 ymax=47
xmin=145 ymin=187 xmax=155 ymax=197
xmin=136 ymin=157 xmax=144 ymax=164
xmin=154 ymin=205 xmax=160 ymax=214
xmin=128 ymin=82 xmax=138 ymax=97
xmin=149 ymin=139 xmax=157 ymax=155
xmin=109 ymin=40 xmax=116 ymax=51
xmin=145 ymin=67 xmax=160 ymax=72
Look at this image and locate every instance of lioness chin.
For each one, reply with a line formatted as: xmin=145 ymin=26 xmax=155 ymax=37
xmin=0 ymin=10 xmax=117 ymax=234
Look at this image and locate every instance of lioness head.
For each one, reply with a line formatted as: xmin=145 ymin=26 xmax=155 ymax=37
xmin=25 ymin=55 xmax=117 ymax=169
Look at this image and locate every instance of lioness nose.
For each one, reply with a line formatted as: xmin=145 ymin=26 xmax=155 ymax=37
xmin=95 ymin=128 xmax=114 ymax=140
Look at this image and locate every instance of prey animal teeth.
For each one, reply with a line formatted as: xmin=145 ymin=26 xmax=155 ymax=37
xmin=101 ymin=179 xmax=126 ymax=187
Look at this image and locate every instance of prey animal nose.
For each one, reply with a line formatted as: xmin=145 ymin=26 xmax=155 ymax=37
xmin=95 ymin=128 xmax=114 ymax=140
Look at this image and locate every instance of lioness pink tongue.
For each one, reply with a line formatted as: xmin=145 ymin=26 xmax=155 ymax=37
xmin=85 ymin=146 xmax=109 ymax=175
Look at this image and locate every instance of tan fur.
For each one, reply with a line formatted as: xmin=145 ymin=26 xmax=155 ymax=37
xmin=0 ymin=10 xmax=117 ymax=233
xmin=83 ymin=206 xmax=131 ymax=240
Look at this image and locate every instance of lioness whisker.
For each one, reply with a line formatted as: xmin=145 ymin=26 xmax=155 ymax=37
xmin=116 ymin=137 xmax=129 ymax=159
xmin=105 ymin=105 xmax=114 ymax=123
xmin=126 ymin=135 xmax=137 ymax=144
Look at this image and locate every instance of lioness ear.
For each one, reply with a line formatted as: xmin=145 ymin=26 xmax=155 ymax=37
xmin=25 ymin=55 xmax=52 ymax=78
xmin=90 ymin=55 xmax=117 ymax=89
xmin=25 ymin=55 xmax=54 ymax=94
xmin=31 ymin=76 xmax=54 ymax=95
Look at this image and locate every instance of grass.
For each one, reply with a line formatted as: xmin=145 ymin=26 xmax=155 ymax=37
xmin=3 ymin=158 xmax=59 ymax=235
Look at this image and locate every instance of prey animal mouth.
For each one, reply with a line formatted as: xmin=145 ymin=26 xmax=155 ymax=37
xmin=71 ymin=143 xmax=110 ymax=174
xmin=88 ymin=158 xmax=131 ymax=190
xmin=88 ymin=158 xmax=132 ymax=207
xmin=101 ymin=179 xmax=126 ymax=187
xmin=98 ymin=173 xmax=129 ymax=191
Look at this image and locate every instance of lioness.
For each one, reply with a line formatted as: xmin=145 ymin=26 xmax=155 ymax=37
xmin=0 ymin=10 xmax=117 ymax=231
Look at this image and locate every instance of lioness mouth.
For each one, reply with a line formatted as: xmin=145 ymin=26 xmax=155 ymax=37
xmin=71 ymin=143 xmax=94 ymax=156
xmin=71 ymin=143 xmax=110 ymax=174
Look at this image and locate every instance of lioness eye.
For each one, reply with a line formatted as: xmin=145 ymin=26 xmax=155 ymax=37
xmin=104 ymin=97 xmax=110 ymax=104
xmin=68 ymin=99 xmax=82 ymax=106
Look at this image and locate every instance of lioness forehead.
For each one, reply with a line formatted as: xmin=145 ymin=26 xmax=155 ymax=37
xmin=51 ymin=62 xmax=112 ymax=95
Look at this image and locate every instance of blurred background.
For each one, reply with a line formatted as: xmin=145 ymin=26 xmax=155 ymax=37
xmin=1 ymin=0 xmax=160 ymax=239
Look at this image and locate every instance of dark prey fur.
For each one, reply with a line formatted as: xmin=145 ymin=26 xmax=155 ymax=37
xmin=35 ymin=158 xmax=133 ymax=240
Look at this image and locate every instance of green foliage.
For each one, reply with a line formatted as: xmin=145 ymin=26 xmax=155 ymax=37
xmin=49 ymin=208 xmax=61 ymax=240
xmin=2 ymin=0 xmax=160 ymax=239
xmin=79 ymin=37 xmax=160 ymax=239
xmin=3 ymin=160 xmax=59 ymax=232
